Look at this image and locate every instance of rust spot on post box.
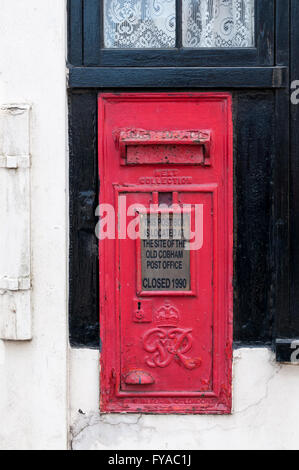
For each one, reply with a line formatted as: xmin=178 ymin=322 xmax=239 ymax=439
xmin=124 ymin=370 xmax=155 ymax=385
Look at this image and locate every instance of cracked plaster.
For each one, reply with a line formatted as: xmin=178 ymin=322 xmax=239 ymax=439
xmin=70 ymin=348 xmax=299 ymax=450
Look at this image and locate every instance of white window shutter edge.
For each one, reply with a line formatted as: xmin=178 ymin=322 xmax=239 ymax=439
xmin=0 ymin=104 xmax=32 ymax=340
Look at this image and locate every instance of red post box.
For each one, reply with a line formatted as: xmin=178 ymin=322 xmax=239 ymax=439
xmin=98 ymin=93 xmax=233 ymax=414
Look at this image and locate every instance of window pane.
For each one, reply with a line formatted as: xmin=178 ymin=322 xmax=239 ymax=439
xmin=183 ymin=0 xmax=255 ymax=48
xmin=104 ymin=0 xmax=176 ymax=49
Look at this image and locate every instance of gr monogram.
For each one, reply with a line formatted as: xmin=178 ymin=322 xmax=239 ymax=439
xmin=142 ymin=302 xmax=201 ymax=370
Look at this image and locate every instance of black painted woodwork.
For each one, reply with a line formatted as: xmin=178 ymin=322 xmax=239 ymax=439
xmin=68 ymin=1 xmax=297 ymax=361
xmin=69 ymin=91 xmax=99 ymax=347
xmin=289 ymin=2 xmax=299 ymax=337
xmin=233 ymin=91 xmax=275 ymax=346
xmin=275 ymin=0 xmax=299 ymax=362
xmin=68 ymin=66 xmax=287 ymax=89
xmin=68 ymin=0 xmax=274 ymax=67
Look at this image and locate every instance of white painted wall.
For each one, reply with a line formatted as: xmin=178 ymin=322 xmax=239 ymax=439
xmin=70 ymin=348 xmax=299 ymax=451
xmin=0 ymin=0 xmax=68 ymax=449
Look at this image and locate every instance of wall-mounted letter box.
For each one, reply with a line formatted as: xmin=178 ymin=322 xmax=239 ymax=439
xmin=98 ymin=93 xmax=233 ymax=414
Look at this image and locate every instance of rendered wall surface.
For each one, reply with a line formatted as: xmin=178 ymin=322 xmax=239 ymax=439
xmin=0 ymin=0 xmax=68 ymax=450
xmin=70 ymin=348 xmax=299 ymax=451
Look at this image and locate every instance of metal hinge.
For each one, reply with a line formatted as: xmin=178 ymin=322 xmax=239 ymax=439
xmin=0 ymin=155 xmax=31 ymax=169
xmin=0 ymin=277 xmax=31 ymax=291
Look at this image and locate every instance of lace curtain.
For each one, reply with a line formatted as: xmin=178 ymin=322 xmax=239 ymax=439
xmin=104 ymin=0 xmax=255 ymax=49
xmin=183 ymin=0 xmax=255 ymax=47
xmin=104 ymin=0 xmax=176 ymax=48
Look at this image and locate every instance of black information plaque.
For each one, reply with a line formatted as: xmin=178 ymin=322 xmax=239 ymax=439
xmin=140 ymin=213 xmax=190 ymax=292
